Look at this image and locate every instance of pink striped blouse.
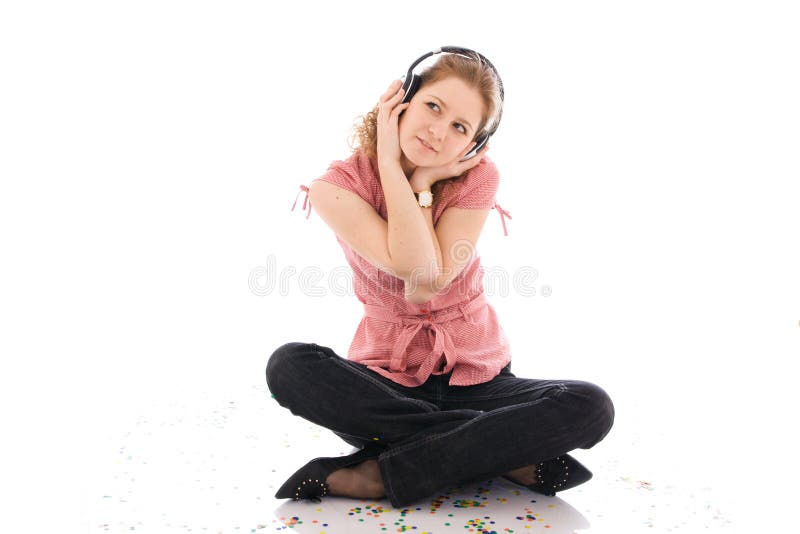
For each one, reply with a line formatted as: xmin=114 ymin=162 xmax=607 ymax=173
xmin=292 ymin=150 xmax=513 ymax=386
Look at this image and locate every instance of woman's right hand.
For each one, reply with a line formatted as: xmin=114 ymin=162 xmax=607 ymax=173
xmin=376 ymin=79 xmax=410 ymax=169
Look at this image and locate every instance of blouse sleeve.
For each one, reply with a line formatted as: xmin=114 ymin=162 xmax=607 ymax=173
xmin=311 ymin=157 xmax=375 ymax=207
xmin=451 ymin=156 xmax=500 ymax=210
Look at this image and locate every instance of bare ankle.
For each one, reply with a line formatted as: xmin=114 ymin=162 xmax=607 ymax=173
xmin=505 ymin=465 xmax=537 ymax=486
xmin=324 ymin=461 xmax=385 ymax=499
xmin=325 ymin=467 xmax=355 ymax=495
xmin=353 ymin=459 xmax=386 ymax=498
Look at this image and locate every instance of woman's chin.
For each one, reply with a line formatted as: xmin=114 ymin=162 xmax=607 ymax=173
xmin=400 ymin=152 xmax=426 ymax=171
xmin=404 ymin=151 xmax=437 ymax=169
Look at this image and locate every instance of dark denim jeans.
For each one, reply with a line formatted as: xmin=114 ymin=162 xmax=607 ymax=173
xmin=266 ymin=341 xmax=614 ymax=508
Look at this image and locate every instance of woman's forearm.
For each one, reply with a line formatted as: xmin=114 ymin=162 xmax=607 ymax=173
xmin=403 ymin=203 xmax=445 ymax=303
xmin=378 ymin=161 xmax=440 ymax=283
xmin=418 ymin=203 xmax=443 ymax=284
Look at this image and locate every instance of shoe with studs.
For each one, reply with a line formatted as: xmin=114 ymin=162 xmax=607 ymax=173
xmin=503 ymin=454 xmax=592 ymax=496
xmin=275 ymin=445 xmax=382 ymax=502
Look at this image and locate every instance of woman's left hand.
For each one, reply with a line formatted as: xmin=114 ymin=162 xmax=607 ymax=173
xmin=409 ymin=141 xmax=488 ymax=191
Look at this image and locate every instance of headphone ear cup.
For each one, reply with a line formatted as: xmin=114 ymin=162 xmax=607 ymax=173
xmin=401 ymin=74 xmax=421 ymax=104
xmin=461 ymin=133 xmax=489 ymax=161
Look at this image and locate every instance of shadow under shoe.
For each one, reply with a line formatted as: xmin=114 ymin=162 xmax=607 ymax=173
xmin=503 ymin=454 xmax=593 ymax=497
xmin=275 ymin=445 xmax=383 ymax=502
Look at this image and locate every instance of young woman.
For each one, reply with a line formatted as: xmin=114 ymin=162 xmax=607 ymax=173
xmin=267 ymin=47 xmax=614 ymax=508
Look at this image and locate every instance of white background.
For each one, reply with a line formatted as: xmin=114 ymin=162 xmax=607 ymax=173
xmin=2 ymin=1 xmax=799 ymax=531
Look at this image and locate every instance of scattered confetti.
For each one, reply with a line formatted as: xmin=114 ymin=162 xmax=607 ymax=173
xmin=88 ymin=384 xmax=735 ymax=533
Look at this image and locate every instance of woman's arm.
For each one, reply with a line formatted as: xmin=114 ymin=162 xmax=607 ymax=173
xmin=310 ymin=178 xmax=491 ymax=305
xmin=308 ymin=180 xmax=403 ymax=278
xmin=373 ymin=80 xmax=440 ymax=292
xmin=401 ymin=147 xmax=493 ymax=303
xmin=406 ymin=206 xmax=491 ymax=303
xmin=377 ymin=160 xmax=440 ymax=291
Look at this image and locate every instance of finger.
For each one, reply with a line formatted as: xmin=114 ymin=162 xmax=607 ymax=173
xmin=380 ymin=80 xmax=403 ymax=101
xmin=386 ymin=79 xmax=402 ymax=92
xmin=383 ymin=87 xmax=405 ymax=106
xmin=379 ymin=91 xmax=407 ymax=117
xmin=388 ymin=102 xmax=408 ymax=123
xmin=381 ymin=80 xmax=399 ymax=100
xmin=389 ymin=102 xmax=410 ymax=120
xmin=378 ymin=99 xmax=406 ymax=124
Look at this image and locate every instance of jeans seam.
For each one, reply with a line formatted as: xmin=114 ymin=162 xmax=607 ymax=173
xmin=445 ymin=391 xmax=535 ymax=402
xmin=326 ymin=353 xmax=436 ymax=413
xmin=379 ymin=430 xmax=442 ymax=506
xmin=380 ymin=397 xmax=550 ymax=460
xmin=444 ymin=382 xmax=569 ymax=403
xmin=378 ymin=452 xmax=400 ymax=507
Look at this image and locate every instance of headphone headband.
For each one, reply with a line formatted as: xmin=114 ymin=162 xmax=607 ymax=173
xmin=405 ymin=47 xmax=504 ymax=98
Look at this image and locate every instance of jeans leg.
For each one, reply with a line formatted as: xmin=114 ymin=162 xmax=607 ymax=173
xmin=377 ymin=371 xmax=615 ymax=507
xmin=265 ymin=342 xmax=483 ymax=447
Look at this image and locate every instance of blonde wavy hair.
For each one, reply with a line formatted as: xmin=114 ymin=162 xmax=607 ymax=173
xmin=349 ymin=51 xmax=503 ymax=199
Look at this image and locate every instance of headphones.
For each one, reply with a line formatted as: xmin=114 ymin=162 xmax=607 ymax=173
xmin=400 ymin=46 xmax=504 ymax=161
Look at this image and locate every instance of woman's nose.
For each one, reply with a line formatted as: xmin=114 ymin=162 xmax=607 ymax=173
xmin=428 ymin=122 xmax=444 ymax=141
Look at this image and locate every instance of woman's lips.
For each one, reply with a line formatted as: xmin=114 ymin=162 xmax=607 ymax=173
xmin=417 ymin=137 xmax=436 ymax=152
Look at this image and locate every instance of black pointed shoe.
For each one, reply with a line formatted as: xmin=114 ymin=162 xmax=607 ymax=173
xmin=503 ymin=454 xmax=593 ymax=497
xmin=275 ymin=445 xmax=382 ymax=502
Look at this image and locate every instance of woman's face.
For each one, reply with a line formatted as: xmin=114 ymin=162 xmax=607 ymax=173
xmin=398 ymin=76 xmax=485 ymax=174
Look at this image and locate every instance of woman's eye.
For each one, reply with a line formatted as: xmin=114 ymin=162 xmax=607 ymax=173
xmin=427 ymin=102 xmax=466 ymax=134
